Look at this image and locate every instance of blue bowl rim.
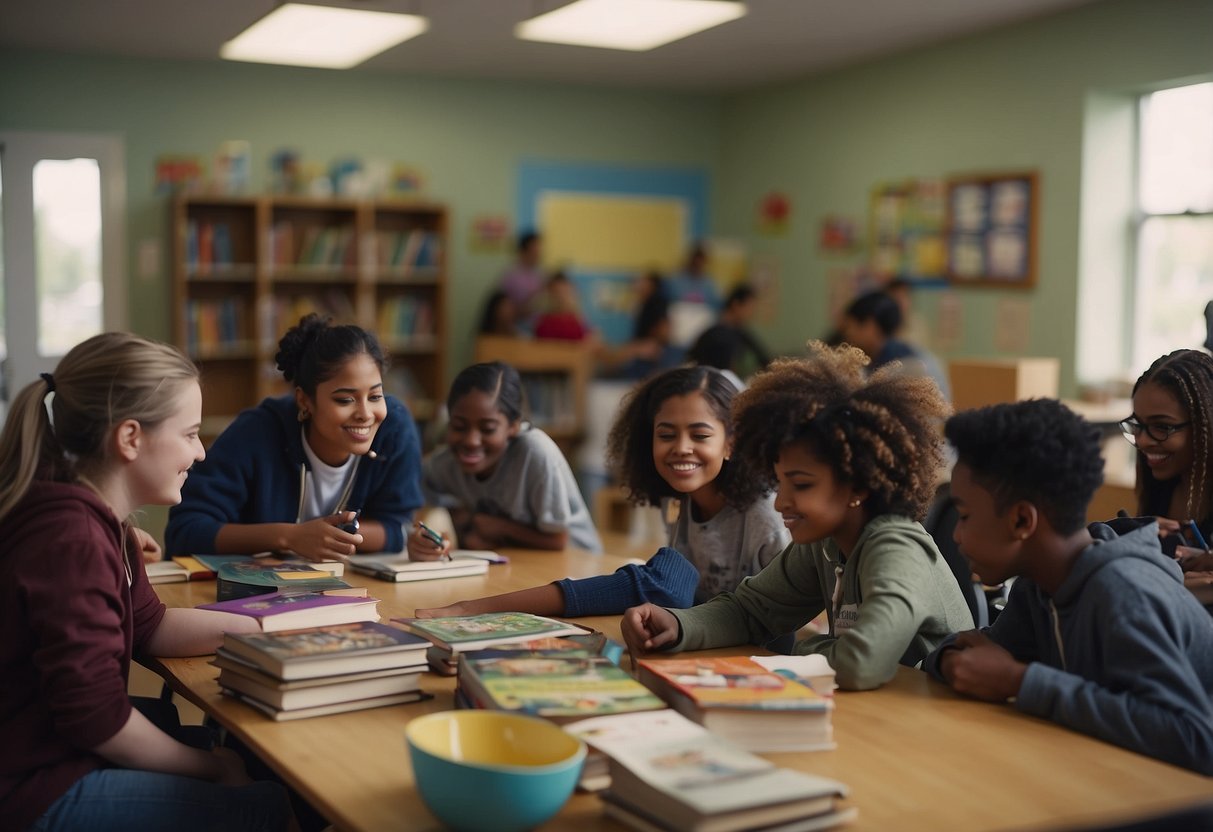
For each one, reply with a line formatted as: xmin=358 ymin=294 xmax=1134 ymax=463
xmin=406 ymin=711 xmax=587 ymax=776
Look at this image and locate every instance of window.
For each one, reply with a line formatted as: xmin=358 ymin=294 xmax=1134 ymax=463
xmin=0 ymin=132 xmax=126 ymax=418
xmin=1130 ymin=81 xmax=1213 ymax=374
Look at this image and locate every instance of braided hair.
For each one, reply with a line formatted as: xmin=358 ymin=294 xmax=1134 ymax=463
xmin=731 ymin=342 xmax=950 ymax=521
xmin=1132 ymin=349 xmax=1213 ymax=524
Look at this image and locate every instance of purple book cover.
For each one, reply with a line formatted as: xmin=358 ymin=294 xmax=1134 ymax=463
xmin=199 ymin=592 xmax=370 ymax=618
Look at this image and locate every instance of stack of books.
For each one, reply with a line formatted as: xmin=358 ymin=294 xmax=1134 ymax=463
xmin=637 ymin=656 xmax=835 ymax=752
xmin=393 ymin=612 xmax=593 ymax=675
xmin=456 ymin=636 xmax=665 ymax=792
xmin=215 ymin=621 xmax=430 ymax=720
xmin=566 ymin=710 xmax=855 ymax=832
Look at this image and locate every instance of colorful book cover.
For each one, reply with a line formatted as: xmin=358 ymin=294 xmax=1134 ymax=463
xmin=224 ymin=621 xmax=427 ymax=663
xmin=395 ymin=612 xmax=586 ymax=650
xmin=639 ymin=656 xmax=831 ymax=712
xmin=216 ymin=560 xmax=349 ymax=601
xmin=461 ymin=655 xmax=663 ymax=720
xmin=201 ymin=591 xmax=370 ymax=618
xmin=464 ymin=633 xmax=624 ymax=665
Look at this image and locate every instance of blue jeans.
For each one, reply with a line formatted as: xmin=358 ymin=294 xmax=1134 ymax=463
xmin=29 ymin=768 xmax=291 ymax=832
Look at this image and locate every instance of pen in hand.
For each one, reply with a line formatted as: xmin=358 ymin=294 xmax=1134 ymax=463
xmin=417 ymin=520 xmax=451 ymax=561
xmin=1186 ymin=520 xmax=1210 ymax=552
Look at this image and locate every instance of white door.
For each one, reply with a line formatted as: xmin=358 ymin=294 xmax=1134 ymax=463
xmin=0 ymin=131 xmax=127 ymax=416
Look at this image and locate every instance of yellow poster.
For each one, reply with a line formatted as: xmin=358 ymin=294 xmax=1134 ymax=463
xmin=537 ymin=192 xmax=687 ymax=272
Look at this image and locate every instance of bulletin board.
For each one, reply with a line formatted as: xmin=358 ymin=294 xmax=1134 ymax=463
xmin=517 ymin=161 xmax=709 ymax=343
xmin=946 ymin=171 xmax=1038 ymax=288
xmin=869 ymin=178 xmax=948 ymax=285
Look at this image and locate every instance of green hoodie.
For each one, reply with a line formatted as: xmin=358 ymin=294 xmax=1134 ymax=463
xmin=669 ymin=514 xmax=974 ymax=690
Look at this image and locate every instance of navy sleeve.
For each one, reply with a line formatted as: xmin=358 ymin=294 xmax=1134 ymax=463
xmin=360 ymin=397 xmax=423 ymax=553
xmin=557 ymin=547 xmax=699 ymax=617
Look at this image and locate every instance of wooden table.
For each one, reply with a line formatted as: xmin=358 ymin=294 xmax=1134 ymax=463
xmin=152 ymin=548 xmax=1212 ymax=832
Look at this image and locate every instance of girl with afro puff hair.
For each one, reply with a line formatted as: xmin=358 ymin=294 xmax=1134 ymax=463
xmin=622 ymin=343 xmax=974 ymax=690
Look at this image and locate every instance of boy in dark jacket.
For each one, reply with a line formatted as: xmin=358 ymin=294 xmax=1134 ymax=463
xmin=923 ymin=399 xmax=1213 ymax=775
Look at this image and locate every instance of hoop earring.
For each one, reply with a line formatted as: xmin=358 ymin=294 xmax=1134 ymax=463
xmin=297 ymin=409 xmax=310 ymax=423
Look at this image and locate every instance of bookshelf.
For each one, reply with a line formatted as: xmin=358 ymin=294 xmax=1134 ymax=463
xmin=173 ymin=195 xmax=447 ymax=441
xmin=473 ymin=335 xmax=592 ymax=456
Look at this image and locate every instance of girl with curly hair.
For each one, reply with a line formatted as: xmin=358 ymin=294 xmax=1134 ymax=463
xmin=622 ymin=343 xmax=974 ymax=690
xmin=415 ymin=366 xmax=786 ymax=620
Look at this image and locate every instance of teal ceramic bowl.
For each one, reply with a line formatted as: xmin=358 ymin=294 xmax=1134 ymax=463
xmin=405 ymin=710 xmax=586 ymax=832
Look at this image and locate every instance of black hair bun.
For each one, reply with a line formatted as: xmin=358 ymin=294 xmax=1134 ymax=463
xmin=275 ymin=313 xmax=328 ymax=383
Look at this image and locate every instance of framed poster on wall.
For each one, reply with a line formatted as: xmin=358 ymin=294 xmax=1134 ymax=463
xmin=946 ymin=171 xmax=1038 ymax=288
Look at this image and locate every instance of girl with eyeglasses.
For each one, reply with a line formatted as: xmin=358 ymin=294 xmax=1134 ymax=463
xmin=1125 ymin=349 xmax=1213 ymax=572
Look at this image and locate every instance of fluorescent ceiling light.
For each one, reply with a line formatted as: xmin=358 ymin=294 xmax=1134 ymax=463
xmin=516 ymin=0 xmax=746 ymax=52
xmin=221 ymin=3 xmax=428 ymax=69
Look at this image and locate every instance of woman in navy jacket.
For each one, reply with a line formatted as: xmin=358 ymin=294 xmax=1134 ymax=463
xmin=166 ymin=315 xmax=422 ymax=560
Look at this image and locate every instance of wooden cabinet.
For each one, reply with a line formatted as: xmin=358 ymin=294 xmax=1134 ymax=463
xmin=173 ymin=195 xmax=446 ymax=440
xmin=947 ymin=357 xmax=1059 ymax=412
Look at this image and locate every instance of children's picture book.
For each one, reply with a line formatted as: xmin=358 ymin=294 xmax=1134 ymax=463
xmin=457 ymin=654 xmax=665 ymax=724
xmin=192 ymin=553 xmax=345 ymax=577
xmin=223 ymin=688 xmax=429 ymax=721
xmin=199 ymin=591 xmax=379 ymax=632
xmin=426 ymin=632 xmax=625 ymax=677
xmin=566 ymin=710 xmax=849 ymax=832
xmin=637 ymin=656 xmax=834 ymax=752
xmin=348 ymin=555 xmax=489 ymax=583
xmin=218 ymin=663 xmax=423 ymax=711
xmin=747 ymin=654 xmax=837 ymax=695
xmin=219 ymin=621 xmax=429 ymax=680
xmin=216 ymin=560 xmax=351 ymax=601
xmin=393 ymin=612 xmax=591 ymax=653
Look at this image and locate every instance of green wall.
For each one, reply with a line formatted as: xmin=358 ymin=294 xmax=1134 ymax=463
xmin=715 ymin=0 xmax=1213 ymax=395
xmin=2 ymin=0 xmax=1212 ymax=395
xmin=0 ymin=50 xmax=725 ymax=375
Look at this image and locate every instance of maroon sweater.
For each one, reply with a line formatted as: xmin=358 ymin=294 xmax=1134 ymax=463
xmin=0 ymin=481 xmax=166 ymax=831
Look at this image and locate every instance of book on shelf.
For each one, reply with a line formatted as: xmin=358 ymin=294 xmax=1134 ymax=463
xmin=566 ymin=709 xmax=850 ymax=832
xmin=457 ymin=653 xmax=665 ymax=725
xmin=637 ymin=656 xmax=834 ymax=753
xmin=185 ymin=220 xmax=238 ymax=274
xmin=393 ymin=612 xmax=591 ymax=653
xmin=223 ymin=688 xmax=428 ymax=721
xmin=377 ymin=229 xmax=442 ymax=274
xmin=215 ymin=656 xmax=424 ymax=712
xmin=218 ymin=621 xmax=430 ymax=681
xmin=215 ymin=560 xmax=353 ymax=601
xmin=199 ymin=591 xmax=379 ymax=632
xmin=348 ymin=554 xmax=488 ymax=583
